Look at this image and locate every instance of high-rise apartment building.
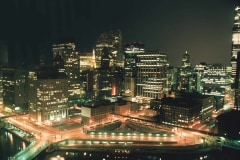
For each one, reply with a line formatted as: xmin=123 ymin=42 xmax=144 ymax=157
xmin=95 ymin=30 xmax=122 ymax=68
xmin=52 ymin=42 xmax=80 ymax=106
xmin=124 ymin=42 xmax=144 ymax=99
xmin=136 ymin=51 xmax=168 ymax=103
xmin=28 ymin=69 xmax=68 ymax=124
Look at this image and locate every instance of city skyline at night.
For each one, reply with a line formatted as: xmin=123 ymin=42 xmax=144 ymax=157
xmin=0 ymin=0 xmax=238 ymax=67
xmin=1 ymin=1 xmax=240 ymax=160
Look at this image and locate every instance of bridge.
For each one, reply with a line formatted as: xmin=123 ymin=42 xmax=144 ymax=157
xmin=10 ymin=140 xmax=50 ymax=160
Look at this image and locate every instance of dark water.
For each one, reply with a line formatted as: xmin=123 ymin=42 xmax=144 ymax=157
xmin=0 ymin=128 xmax=28 ymax=160
xmin=36 ymin=147 xmax=240 ymax=160
xmin=1 ymin=128 xmax=240 ymax=160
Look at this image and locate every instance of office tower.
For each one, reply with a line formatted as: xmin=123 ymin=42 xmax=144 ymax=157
xmin=101 ymin=47 xmax=110 ymax=69
xmin=178 ymin=67 xmax=198 ymax=92
xmin=2 ymin=68 xmax=28 ymax=112
xmin=195 ymin=63 xmax=232 ymax=111
xmin=235 ymin=52 xmax=240 ymax=110
xmin=79 ymin=51 xmax=96 ymax=100
xmin=28 ymin=68 xmax=68 ymax=124
xmin=166 ymin=66 xmax=178 ymax=91
xmin=178 ymin=52 xmax=198 ymax=92
xmin=200 ymin=63 xmax=231 ymax=96
xmin=94 ymin=48 xmax=112 ymax=99
xmin=79 ymin=50 xmax=96 ymax=73
xmin=124 ymin=42 xmax=144 ymax=99
xmin=52 ymin=42 xmax=80 ymax=106
xmin=95 ymin=30 xmax=122 ymax=68
xmin=81 ymin=69 xmax=94 ymax=100
xmin=181 ymin=51 xmax=191 ymax=67
xmin=231 ymin=6 xmax=240 ymax=88
xmin=136 ymin=51 xmax=168 ymax=103
xmin=111 ymin=66 xmax=124 ymax=96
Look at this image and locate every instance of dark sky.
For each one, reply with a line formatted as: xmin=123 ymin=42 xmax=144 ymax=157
xmin=0 ymin=0 xmax=238 ymax=67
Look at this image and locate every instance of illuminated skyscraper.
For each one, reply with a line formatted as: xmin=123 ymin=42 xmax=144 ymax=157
xmin=52 ymin=42 xmax=80 ymax=106
xmin=136 ymin=51 xmax=168 ymax=103
xmin=177 ymin=67 xmax=198 ymax=92
xmin=231 ymin=6 xmax=240 ymax=88
xmin=94 ymin=48 xmax=112 ymax=99
xmin=231 ymin=6 xmax=240 ymax=109
xmin=178 ymin=51 xmax=198 ymax=92
xmin=123 ymin=42 xmax=144 ymax=100
xmin=79 ymin=50 xmax=96 ymax=73
xmin=95 ymin=30 xmax=122 ymax=68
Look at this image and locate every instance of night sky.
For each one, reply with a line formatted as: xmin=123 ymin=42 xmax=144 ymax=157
xmin=0 ymin=0 xmax=238 ymax=67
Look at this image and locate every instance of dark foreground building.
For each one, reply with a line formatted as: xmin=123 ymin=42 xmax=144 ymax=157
xmin=217 ymin=110 xmax=240 ymax=139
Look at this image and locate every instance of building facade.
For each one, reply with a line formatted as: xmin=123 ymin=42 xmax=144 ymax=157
xmin=150 ymin=92 xmax=214 ymax=127
xmin=231 ymin=6 xmax=240 ymax=87
xmin=124 ymin=42 xmax=144 ymax=99
xmin=95 ymin=30 xmax=122 ymax=68
xmin=177 ymin=66 xmax=198 ymax=92
xmin=28 ymin=69 xmax=68 ymax=125
xmin=2 ymin=68 xmax=28 ymax=112
xmin=52 ymin=42 xmax=80 ymax=106
xmin=151 ymin=97 xmax=201 ymax=127
xmin=136 ymin=51 xmax=168 ymax=103
xmin=81 ymin=100 xmax=114 ymax=125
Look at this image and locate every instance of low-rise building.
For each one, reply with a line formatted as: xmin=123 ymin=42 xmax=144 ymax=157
xmin=81 ymin=100 xmax=114 ymax=125
xmin=150 ymin=92 xmax=214 ymax=127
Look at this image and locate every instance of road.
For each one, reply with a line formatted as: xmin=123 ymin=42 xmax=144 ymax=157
xmin=2 ymin=113 xmax=226 ymax=160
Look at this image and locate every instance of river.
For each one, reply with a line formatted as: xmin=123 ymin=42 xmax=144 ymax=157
xmin=0 ymin=128 xmax=28 ymax=160
xmin=1 ymin=128 xmax=240 ymax=160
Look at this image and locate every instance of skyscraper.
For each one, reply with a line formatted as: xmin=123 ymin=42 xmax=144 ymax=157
xmin=231 ymin=6 xmax=240 ymax=88
xmin=136 ymin=51 xmax=168 ymax=103
xmin=52 ymin=42 xmax=80 ymax=106
xmin=181 ymin=51 xmax=191 ymax=67
xmin=123 ymin=42 xmax=144 ymax=99
xmin=231 ymin=6 xmax=240 ymax=109
xmin=95 ymin=30 xmax=122 ymax=68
